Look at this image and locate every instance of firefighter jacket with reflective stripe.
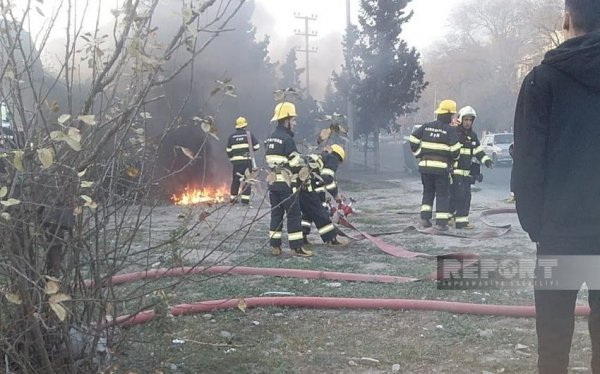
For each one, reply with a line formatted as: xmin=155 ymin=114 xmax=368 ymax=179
xmin=453 ymin=128 xmax=491 ymax=176
xmin=226 ymin=129 xmax=259 ymax=164
xmin=264 ymin=125 xmax=302 ymax=191
xmin=302 ymin=152 xmax=339 ymax=197
xmin=409 ymin=120 xmax=460 ymax=175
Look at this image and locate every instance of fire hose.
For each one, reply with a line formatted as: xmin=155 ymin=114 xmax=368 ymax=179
xmin=115 ymin=296 xmax=591 ymax=327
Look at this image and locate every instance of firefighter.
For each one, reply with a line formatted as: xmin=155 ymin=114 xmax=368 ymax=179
xmin=265 ymin=102 xmax=312 ymax=257
xmin=226 ymin=116 xmax=259 ymax=205
xmin=300 ymin=148 xmax=349 ymax=247
xmin=409 ymin=99 xmax=461 ymax=231
xmin=450 ymin=106 xmax=492 ymax=229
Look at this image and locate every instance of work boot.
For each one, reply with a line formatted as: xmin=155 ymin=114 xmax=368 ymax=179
xmin=271 ymin=246 xmax=282 ymax=256
xmin=435 ymin=223 xmax=449 ymax=232
xmin=456 ymin=223 xmax=475 ymax=230
xmin=421 ymin=219 xmax=432 ymax=228
xmin=327 ymin=236 xmax=349 ymax=247
xmin=292 ymin=247 xmax=313 ymax=257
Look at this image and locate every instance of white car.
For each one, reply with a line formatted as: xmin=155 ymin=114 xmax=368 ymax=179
xmin=481 ymin=132 xmax=513 ymax=165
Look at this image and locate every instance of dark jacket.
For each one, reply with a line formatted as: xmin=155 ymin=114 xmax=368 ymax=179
xmin=409 ymin=120 xmax=461 ymax=175
xmin=226 ymin=128 xmax=259 ymax=165
xmin=264 ymin=124 xmax=302 ymax=191
xmin=453 ymin=127 xmax=490 ymax=177
xmin=512 ymin=31 xmax=600 ymax=243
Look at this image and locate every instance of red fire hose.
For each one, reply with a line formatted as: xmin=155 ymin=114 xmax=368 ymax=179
xmin=116 ymin=296 xmax=591 ymax=327
xmin=85 ymin=266 xmax=418 ymax=288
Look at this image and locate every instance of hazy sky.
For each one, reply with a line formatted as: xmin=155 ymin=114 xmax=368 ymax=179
xmin=252 ymin=0 xmax=464 ymax=98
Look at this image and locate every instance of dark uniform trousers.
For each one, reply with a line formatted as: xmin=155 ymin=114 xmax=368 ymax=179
xmin=269 ymin=187 xmax=303 ymax=249
xmin=420 ymin=173 xmax=451 ymax=224
xmin=450 ymin=175 xmax=472 ymax=228
xmin=300 ymin=189 xmax=336 ymax=243
xmin=230 ymin=161 xmax=252 ymax=204
xmin=535 ymin=240 xmax=600 ymax=374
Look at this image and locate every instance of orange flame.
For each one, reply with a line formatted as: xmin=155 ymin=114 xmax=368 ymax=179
xmin=171 ymin=184 xmax=228 ymax=205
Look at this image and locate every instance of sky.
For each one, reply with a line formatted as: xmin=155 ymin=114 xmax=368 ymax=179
xmin=252 ymin=0 xmax=464 ymax=99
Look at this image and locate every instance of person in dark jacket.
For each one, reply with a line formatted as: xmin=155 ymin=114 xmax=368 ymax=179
xmin=450 ymin=106 xmax=492 ymax=229
xmin=300 ymin=145 xmax=348 ymax=247
xmin=265 ymin=102 xmax=312 ymax=257
xmin=226 ymin=116 xmax=259 ymax=204
xmin=512 ymin=1 xmax=600 ymax=372
xmin=410 ymin=99 xmax=461 ymax=231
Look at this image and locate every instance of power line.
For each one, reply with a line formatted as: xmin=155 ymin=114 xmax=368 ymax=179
xmin=294 ymin=12 xmax=318 ymax=97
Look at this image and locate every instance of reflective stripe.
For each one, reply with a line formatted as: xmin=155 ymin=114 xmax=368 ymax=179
xmin=318 ymin=224 xmax=335 ymax=235
xmin=315 ymin=187 xmax=326 ymax=193
xmin=450 ymin=142 xmax=462 ymax=152
xmin=455 ymin=216 xmax=469 ymax=223
xmin=418 ymin=160 xmax=448 ymax=169
xmin=322 ymin=202 xmax=328 ymax=208
xmin=289 ymin=153 xmax=302 ymax=167
xmin=409 ymin=135 xmax=421 ymax=144
xmin=325 ymin=182 xmax=337 ymax=191
xmin=266 ymin=155 xmax=289 ymax=166
xmin=305 ymin=185 xmax=314 ymax=192
xmin=241 ymin=195 xmax=250 ymax=201
xmin=269 ymin=231 xmax=282 ymax=239
xmin=321 ymin=168 xmax=335 ymax=177
xmin=226 ymin=147 xmax=232 ymax=152
xmin=301 ymin=220 xmax=311 ymax=227
xmin=253 ymin=144 xmax=260 ymax=150
xmin=421 ymin=204 xmax=432 ymax=212
xmin=435 ymin=212 xmax=452 ymax=219
xmin=453 ymin=169 xmax=471 ymax=176
xmin=230 ymin=156 xmax=250 ymax=162
xmin=288 ymin=231 xmax=304 ymax=241
xmin=473 ymin=146 xmax=484 ymax=154
xmin=231 ymin=143 xmax=249 ymax=150
xmin=420 ymin=141 xmax=450 ymax=151
xmin=460 ymin=148 xmax=472 ymax=155
xmin=413 ymin=148 xmax=422 ymax=157
xmin=481 ymin=155 xmax=491 ymax=163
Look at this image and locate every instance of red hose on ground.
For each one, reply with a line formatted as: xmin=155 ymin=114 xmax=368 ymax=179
xmin=85 ymin=266 xmax=419 ymax=288
xmin=116 ymin=296 xmax=591 ymax=327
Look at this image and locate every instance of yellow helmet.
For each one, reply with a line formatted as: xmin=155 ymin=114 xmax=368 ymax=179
xmin=434 ymin=99 xmax=457 ymax=115
xmin=271 ymin=102 xmax=297 ymax=122
xmin=330 ymin=144 xmax=345 ymax=161
xmin=235 ymin=116 xmax=248 ymax=128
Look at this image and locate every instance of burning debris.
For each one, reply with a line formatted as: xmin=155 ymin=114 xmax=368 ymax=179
xmin=171 ymin=184 xmax=228 ymax=205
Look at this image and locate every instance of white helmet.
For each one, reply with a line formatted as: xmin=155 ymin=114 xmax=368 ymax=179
xmin=457 ymin=106 xmax=477 ymax=124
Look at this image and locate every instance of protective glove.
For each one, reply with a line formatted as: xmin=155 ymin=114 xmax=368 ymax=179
xmin=484 ymin=159 xmax=493 ymax=168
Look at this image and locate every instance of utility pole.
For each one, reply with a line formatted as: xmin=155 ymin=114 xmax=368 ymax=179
xmin=294 ymin=13 xmax=318 ymax=97
xmin=345 ymin=0 xmax=354 ymax=169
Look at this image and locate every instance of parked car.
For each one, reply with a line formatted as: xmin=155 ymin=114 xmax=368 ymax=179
xmin=481 ymin=132 xmax=513 ymax=165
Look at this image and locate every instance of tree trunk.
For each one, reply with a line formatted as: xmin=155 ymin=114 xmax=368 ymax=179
xmin=373 ymin=130 xmax=380 ymax=173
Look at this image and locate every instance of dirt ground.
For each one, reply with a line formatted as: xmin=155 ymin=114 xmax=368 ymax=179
xmin=106 ymin=163 xmax=595 ymax=374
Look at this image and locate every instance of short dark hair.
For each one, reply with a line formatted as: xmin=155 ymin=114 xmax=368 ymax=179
xmin=566 ymin=0 xmax=600 ymax=32
xmin=437 ymin=113 xmax=453 ymax=124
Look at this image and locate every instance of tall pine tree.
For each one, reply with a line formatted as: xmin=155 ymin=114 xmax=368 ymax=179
xmin=342 ymin=0 xmax=427 ymax=170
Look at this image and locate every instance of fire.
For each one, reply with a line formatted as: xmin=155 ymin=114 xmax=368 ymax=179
xmin=171 ymin=184 xmax=228 ymax=205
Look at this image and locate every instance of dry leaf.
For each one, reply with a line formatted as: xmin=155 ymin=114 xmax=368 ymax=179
xmin=80 ymin=181 xmax=93 ymax=188
xmin=0 ymin=186 xmax=7 ymax=198
xmin=1 ymin=213 xmax=11 ymax=220
xmin=44 ymin=281 xmax=60 ymax=295
xmin=78 ymin=114 xmax=96 ymax=126
xmin=13 ymin=151 xmax=24 ymax=171
xmin=57 ymin=114 xmax=71 ymax=124
xmin=37 ymin=148 xmax=54 ymax=169
xmin=139 ymin=112 xmax=152 ymax=119
xmin=67 ymin=127 xmax=81 ymax=142
xmin=45 ymin=275 xmax=61 ymax=282
xmin=49 ymin=293 xmax=71 ymax=304
xmin=80 ymin=195 xmax=92 ymax=203
xmin=126 ymin=167 xmax=140 ymax=177
xmin=200 ymin=122 xmax=211 ymax=133
xmin=177 ymin=146 xmax=195 ymax=160
xmin=5 ymin=292 xmax=22 ymax=305
xmin=237 ymin=298 xmax=247 ymax=313
xmin=266 ymin=172 xmax=277 ymax=185
xmin=77 ymin=168 xmax=87 ymax=177
xmin=50 ymin=303 xmax=67 ymax=321
xmin=318 ymin=128 xmax=332 ymax=144
xmin=1 ymin=198 xmax=20 ymax=207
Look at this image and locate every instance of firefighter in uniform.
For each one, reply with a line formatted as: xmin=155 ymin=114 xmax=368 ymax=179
xmin=265 ymin=102 xmax=312 ymax=257
xmin=450 ymin=106 xmax=492 ymax=229
xmin=410 ymin=99 xmax=461 ymax=231
xmin=300 ymin=145 xmax=349 ymax=247
xmin=226 ymin=116 xmax=260 ymax=205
